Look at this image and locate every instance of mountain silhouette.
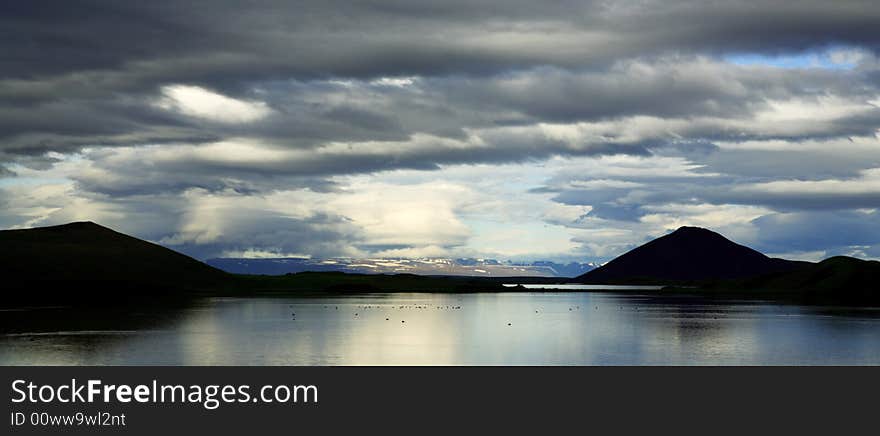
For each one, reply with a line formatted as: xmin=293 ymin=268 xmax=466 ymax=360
xmin=0 ymin=222 xmax=505 ymax=302
xmin=575 ymin=226 xmax=807 ymax=284
xmin=732 ymin=256 xmax=879 ymax=301
xmin=1 ymin=221 xmax=227 ymax=299
xmin=3 ymin=222 xmax=876 ymax=303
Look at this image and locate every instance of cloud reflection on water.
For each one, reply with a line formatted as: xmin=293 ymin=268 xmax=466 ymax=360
xmin=1 ymin=293 xmax=879 ymax=365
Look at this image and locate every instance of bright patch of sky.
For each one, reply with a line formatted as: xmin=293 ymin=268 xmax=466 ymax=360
xmin=0 ymin=176 xmax=69 ymax=188
xmin=0 ymin=153 xmax=85 ymax=187
xmin=725 ymin=47 xmax=867 ymax=70
xmin=463 ymin=219 xmax=583 ymax=261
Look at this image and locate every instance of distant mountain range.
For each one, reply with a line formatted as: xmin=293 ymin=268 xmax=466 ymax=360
xmin=207 ymin=257 xmax=597 ymax=277
xmin=575 ymin=226 xmax=808 ymax=284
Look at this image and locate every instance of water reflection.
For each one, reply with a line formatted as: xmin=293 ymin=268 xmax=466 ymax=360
xmin=1 ymin=293 xmax=879 ymax=365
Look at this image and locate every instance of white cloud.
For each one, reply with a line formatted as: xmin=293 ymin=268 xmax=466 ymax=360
xmin=568 ymin=179 xmax=644 ymax=190
xmin=325 ymin=181 xmax=475 ymax=249
xmin=154 ymin=85 xmax=273 ymax=123
xmin=827 ymin=47 xmax=870 ymax=67
xmin=370 ymin=77 xmax=417 ymax=87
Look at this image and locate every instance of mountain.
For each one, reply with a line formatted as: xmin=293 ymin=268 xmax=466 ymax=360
xmin=5 ymin=221 xmax=875 ymax=303
xmin=0 ymin=221 xmax=227 ymax=299
xmin=728 ymin=256 xmax=880 ymax=301
xmin=575 ymin=226 xmax=808 ymax=284
xmin=0 ymin=222 xmax=508 ymax=302
xmin=207 ymin=257 xmax=596 ymax=277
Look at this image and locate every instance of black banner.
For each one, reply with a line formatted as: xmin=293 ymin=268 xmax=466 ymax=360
xmin=2 ymin=367 xmax=876 ymax=435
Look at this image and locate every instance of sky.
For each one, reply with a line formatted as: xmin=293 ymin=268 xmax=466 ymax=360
xmin=1 ymin=1 xmax=880 ymax=263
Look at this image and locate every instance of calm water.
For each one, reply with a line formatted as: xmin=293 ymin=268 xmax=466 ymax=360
xmin=507 ymin=284 xmax=665 ymax=290
xmin=1 ymin=292 xmax=879 ymax=365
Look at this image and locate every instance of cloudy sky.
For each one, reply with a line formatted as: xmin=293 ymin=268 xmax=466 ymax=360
xmin=2 ymin=1 xmax=880 ymax=263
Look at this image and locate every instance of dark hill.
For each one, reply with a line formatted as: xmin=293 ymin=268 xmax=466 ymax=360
xmin=575 ymin=226 xmax=808 ymax=284
xmin=730 ymin=256 xmax=880 ymax=301
xmin=0 ymin=221 xmax=227 ymax=300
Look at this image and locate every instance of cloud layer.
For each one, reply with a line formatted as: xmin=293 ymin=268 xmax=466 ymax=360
xmin=2 ymin=1 xmax=880 ymax=261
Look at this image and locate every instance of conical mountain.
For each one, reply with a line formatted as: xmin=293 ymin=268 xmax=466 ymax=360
xmin=575 ymin=226 xmax=807 ymax=284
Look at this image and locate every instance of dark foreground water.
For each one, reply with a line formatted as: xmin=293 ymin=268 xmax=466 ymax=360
xmin=2 ymin=292 xmax=879 ymax=365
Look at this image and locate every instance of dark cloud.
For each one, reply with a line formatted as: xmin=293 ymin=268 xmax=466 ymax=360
xmin=432 ymin=62 xmax=876 ymax=123
xmin=163 ymin=211 xmax=365 ymax=260
xmin=4 ymin=1 xmax=879 ymax=80
xmin=719 ymin=190 xmax=880 ymax=211
xmin=2 ymin=1 xmax=879 ymax=161
xmin=697 ymin=148 xmax=880 ymax=181
xmin=751 ymin=210 xmax=880 ymax=255
xmin=545 ymin=163 xmax=880 ymax=221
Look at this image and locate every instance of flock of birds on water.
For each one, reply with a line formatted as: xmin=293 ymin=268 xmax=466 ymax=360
xmin=288 ymin=303 xmax=594 ymax=326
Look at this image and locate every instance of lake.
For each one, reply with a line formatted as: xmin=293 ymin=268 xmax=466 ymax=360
xmin=2 ymin=292 xmax=879 ymax=365
xmin=506 ymin=284 xmax=665 ymax=290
